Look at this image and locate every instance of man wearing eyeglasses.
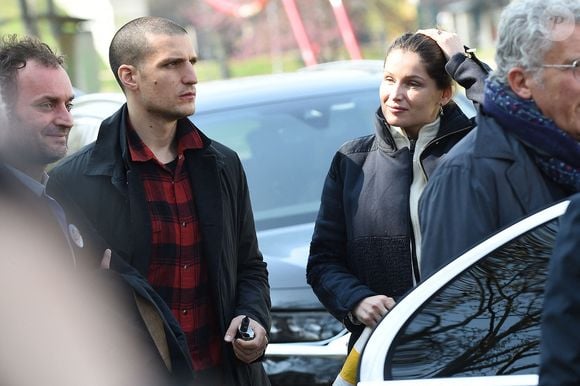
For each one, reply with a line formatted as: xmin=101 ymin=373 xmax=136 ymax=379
xmin=419 ymin=0 xmax=580 ymax=278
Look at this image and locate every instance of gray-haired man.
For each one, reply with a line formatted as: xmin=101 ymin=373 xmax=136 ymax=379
xmin=419 ymin=0 xmax=580 ymax=277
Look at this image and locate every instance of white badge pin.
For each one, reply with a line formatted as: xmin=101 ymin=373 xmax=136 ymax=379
xmin=68 ymin=224 xmax=84 ymax=248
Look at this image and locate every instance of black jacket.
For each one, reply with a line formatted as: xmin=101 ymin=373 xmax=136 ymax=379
xmin=0 ymin=162 xmax=193 ymax=385
xmin=307 ymin=104 xmax=474 ymax=339
xmin=539 ymin=193 xmax=580 ymax=386
xmin=48 ymin=105 xmax=271 ymax=386
xmin=306 ymin=53 xmax=488 ymax=345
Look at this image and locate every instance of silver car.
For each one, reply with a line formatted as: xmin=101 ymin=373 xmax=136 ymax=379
xmin=67 ymin=63 xmax=476 ymax=386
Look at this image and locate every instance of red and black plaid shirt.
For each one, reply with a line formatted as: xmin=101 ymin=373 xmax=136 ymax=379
xmin=127 ymin=120 xmax=222 ymax=372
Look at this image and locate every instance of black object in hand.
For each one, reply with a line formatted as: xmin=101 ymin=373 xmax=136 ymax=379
xmin=237 ymin=315 xmax=255 ymax=341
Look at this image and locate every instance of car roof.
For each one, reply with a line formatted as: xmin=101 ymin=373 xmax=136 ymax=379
xmin=298 ymin=59 xmax=383 ymax=73
xmin=71 ymin=68 xmax=382 ymax=117
xmin=195 ymin=69 xmax=381 ymax=113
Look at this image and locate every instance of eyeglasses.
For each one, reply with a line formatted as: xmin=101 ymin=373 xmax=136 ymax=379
xmin=541 ymin=59 xmax=579 ymax=80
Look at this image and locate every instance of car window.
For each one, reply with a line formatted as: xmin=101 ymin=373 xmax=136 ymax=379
xmin=385 ymin=218 xmax=559 ymax=379
xmin=69 ymin=96 xmax=127 ymax=153
xmin=192 ymin=90 xmax=377 ymax=231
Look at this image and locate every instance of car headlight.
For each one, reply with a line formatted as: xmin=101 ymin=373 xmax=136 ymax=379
xmin=270 ymin=311 xmax=345 ymax=343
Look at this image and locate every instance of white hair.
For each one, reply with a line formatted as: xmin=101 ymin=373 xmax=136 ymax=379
xmin=0 ymin=85 xmax=6 ymax=145
xmin=490 ymin=0 xmax=580 ymax=84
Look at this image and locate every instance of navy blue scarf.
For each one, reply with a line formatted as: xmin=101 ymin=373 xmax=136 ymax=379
xmin=483 ymin=78 xmax=580 ymax=193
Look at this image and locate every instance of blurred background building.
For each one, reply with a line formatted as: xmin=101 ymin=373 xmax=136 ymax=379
xmin=0 ymin=0 xmax=508 ymax=92
xmin=419 ymin=0 xmax=509 ymax=59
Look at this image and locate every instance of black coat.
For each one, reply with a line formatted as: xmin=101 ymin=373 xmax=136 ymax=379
xmin=48 ymin=105 xmax=271 ymax=386
xmin=306 ymin=104 xmax=475 ymax=342
xmin=0 ymin=162 xmax=194 ymax=385
xmin=0 ymin=163 xmax=73 ymax=259
xmin=307 ymin=52 xmax=489 ymax=346
xmin=419 ymin=111 xmax=570 ymax=278
xmin=539 ymin=193 xmax=580 ymax=386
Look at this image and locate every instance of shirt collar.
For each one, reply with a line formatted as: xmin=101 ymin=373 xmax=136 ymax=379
xmin=3 ymin=163 xmax=49 ymax=198
xmin=127 ymin=117 xmax=204 ymax=163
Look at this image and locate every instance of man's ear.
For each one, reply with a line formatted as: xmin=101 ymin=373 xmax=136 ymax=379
xmin=118 ymin=64 xmax=138 ymax=91
xmin=507 ymin=67 xmax=534 ymax=99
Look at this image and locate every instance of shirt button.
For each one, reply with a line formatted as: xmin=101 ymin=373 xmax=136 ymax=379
xmin=181 ymin=221 xmax=187 ymax=227
xmin=178 ymin=154 xmax=184 ymax=160
xmin=182 ymin=309 xmax=188 ymax=315
xmin=183 ymin=264 xmax=189 ymax=270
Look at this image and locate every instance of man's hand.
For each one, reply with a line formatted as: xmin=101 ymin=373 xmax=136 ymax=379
xmin=353 ymin=295 xmax=396 ymax=327
xmin=224 ymin=315 xmax=268 ymax=363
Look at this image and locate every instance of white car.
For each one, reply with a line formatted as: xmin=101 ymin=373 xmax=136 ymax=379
xmin=356 ymin=199 xmax=571 ymax=386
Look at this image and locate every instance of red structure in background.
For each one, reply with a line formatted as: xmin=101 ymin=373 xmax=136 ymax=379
xmin=202 ymin=0 xmax=270 ymax=17
xmin=329 ymin=0 xmax=362 ymax=60
xmin=202 ymin=0 xmax=363 ymax=66
xmin=280 ymin=0 xmax=317 ymax=65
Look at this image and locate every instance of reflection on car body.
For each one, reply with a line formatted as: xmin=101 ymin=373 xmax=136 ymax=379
xmin=358 ymin=200 xmax=570 ymax=386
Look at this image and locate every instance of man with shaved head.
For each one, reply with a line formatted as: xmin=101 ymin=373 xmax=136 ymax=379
xmin=0 ymin=34 xmax=197 ymax=385
xmin=48 ymin=17 xmax=272 ymax=385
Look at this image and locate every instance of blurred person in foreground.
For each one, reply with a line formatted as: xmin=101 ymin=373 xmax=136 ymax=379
xmin=419 ymin=0 xmax=580 ymax=278
xmin=0 ymin=34 xmax=194 ymax=385
xmin=539 ymin=193 xmax=580 ymax=386
xmin=47 ymin=17 xmax=271 ymax=385
xmin=307 ymin=28 xmax=490 ymax=352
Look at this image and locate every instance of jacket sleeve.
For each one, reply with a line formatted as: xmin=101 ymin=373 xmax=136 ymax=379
xmin=539 ymin=194 xmax=580 ymax=386
xmin=419 ymin=158 xmax=498 ymax=280
xmin=231 ymin=157 xmax=272 ymax=334
xmin=306 ymin=152 xmax=376 ymax=325
xmin=445 ymin=51 xmax=491 ymax=106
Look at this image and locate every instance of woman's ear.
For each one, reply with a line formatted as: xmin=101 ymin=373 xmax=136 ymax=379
xmin=507 ymin=67 xmax=534 ymax=99
xmin=440 ymin=86 xmax=453 ymax=106
xmin=118 ymin=64 xmax=138 ymax=91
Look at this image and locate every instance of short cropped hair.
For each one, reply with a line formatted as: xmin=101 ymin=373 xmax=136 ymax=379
xmin=0 ymin=82 xmax=7 ymax=141
xmin=0 ymin=34 xmax=64 ymax=106
xmin=109 ymin=16 xmax=188 ymax=90
xmin=490 ymin=0 xmax=580 ymax=84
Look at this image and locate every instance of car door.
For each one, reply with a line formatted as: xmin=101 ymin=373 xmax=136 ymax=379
xmin=358 ymin=200 xmax=571 ymax=386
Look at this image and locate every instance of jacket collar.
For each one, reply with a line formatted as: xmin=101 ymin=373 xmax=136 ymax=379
xmin=87 ymin=103 xmax=213 ymax=179
xmin=373 ymin=101 xmax=473 ymax=153
xmin=470 ymin=108 xmax=569 ymax=210
xmin=86 ymin=104 xmax=129 ymax=178
xmin=472 ymin=109 xmax=519 ymax=161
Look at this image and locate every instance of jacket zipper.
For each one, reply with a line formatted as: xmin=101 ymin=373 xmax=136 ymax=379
xmin=418 ymin=125 xmax=473 ymax=181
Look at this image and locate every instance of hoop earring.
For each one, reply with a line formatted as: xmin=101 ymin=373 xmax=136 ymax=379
xmin=439 ymin=104 xmax=444 ymax=116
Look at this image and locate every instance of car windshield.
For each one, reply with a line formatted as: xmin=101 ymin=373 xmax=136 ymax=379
xmin=192 ymin=90 xmax=378 ymax=231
